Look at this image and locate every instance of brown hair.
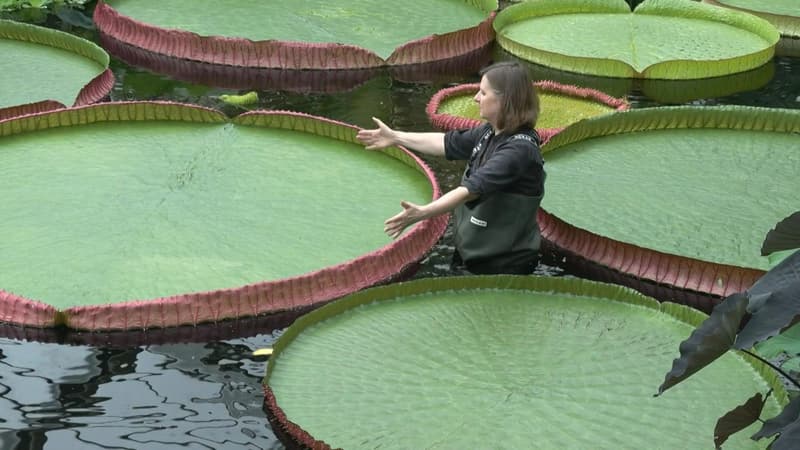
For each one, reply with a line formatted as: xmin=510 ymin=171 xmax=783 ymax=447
xmin=479 ymin=61 xmax=540 ymax=132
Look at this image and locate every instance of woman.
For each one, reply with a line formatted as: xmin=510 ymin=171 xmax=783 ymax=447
xmin=356 ymin=61 xmax=545 ymax=275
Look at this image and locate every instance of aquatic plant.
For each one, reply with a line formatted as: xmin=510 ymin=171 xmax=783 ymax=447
xmin=263 ymin=276 xmax=787 ymax=449
xmin=494 ymin=0 xmax=780 ymax=79
xmin=0 ymin=18 xmax=112 ymax=119
xmin=0 ymin=102 xmax=446 ymax=331
xmin=658 ymin=211 xmax=800 ymax=449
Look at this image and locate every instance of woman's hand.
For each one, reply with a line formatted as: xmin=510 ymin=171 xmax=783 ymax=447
xmin=384 ymin=201 xmax=425 ymax=239
xmin=356 ymin=117 xmax=396 ymax=150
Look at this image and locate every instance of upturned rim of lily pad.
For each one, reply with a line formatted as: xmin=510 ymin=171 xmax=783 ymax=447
xmin=93 ymin=0 xmax=498 ymax=71
xmin=0 ymin=19 xmax=114 ymax=121
xmin=539 ymin=105 xmax=799 ymax=309
xmin=0 ymin=101 xmax=447 ymax=331
xmin=493 ymin=0 xmax=780 ymax=79
xmin=262 ymin=275 xmax=789 ymax=449
xmin=704 ymin=0 xmax=800 ymax=38
xmin=425 ymin=80 xmax=629 ymax=142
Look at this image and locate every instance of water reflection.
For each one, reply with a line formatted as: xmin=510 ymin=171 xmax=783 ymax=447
xmin=0 ymin=334 xmax=284 ymax=449
xmin=1 ymin=9 xmax=799 ymax=450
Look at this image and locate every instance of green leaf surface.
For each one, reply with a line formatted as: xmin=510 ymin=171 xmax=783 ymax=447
xmin=266 ymin=276 xmax=783 ymax=449
xmin=439 ymin=91 xmax=616 ymax=129
xmin=715 ymin=0 xmax=800 ymax=16
xmin=0 ymin=19 xmax=107 ymax=107
xmin=541 ymin=106 xmax=800 ymax=271
xmin=106 ymin=0 xmax=491 ymax=59
xmin=495 ymin=0 xmax=779 ymax=78
xmin=0 ymin=117 xmax=432 ymax=308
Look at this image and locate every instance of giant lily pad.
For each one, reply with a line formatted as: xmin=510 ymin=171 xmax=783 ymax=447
xmin=494 ymin=0 xmax=780 ymax=79
xmin=94 ymin=0 xmax=497 ymax=70
xmin=492 ymin=46 xmax=776 ymax=105
xmin=263 ymin=276 xmax=787 ymax=449
xmin=0 ymin=19 xmax=113 ymax=120
xmin=426 ymin=80 xmax=629 ymax=141
xmin=539 ymin=106 xmax=799 ymax=308
xmin=0 ymin=102 xmax=447 ymax=330
xmin=705 ymin=0 xmax=800 ymax=38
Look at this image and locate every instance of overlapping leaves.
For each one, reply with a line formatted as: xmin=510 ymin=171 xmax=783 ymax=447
xmin=658 ymin=211 xmax=800 ymax=449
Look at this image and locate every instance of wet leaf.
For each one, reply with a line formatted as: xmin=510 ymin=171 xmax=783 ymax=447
xmin=735 ymin=252 xmax=800 ymax=350
xmin=762 ymin=212 xmax=800 ymax=256
xmin=714 ymin=392 xmax=768 ymax=449
xmin=657 ymin=293 xmax=748 ymax=395
xmin=752 ymin=395 xmax=800 ymax=441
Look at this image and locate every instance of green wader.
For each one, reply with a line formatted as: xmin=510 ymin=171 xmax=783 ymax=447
xmin=453 ymin=190 xmax=543 ymax=274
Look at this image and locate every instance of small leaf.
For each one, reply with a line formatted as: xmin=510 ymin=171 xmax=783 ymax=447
xmin=762 ymin=212 xmax=800 ymax=256
xmin=714 ymin=392 xmax=768 ymax=449
xmin=220 ymin=91 xmax=259 ymax=106
xmin=752 ymin=395 xmax=800 ymax=440
xmin=657 ymin=293 xmax=748 ymax=395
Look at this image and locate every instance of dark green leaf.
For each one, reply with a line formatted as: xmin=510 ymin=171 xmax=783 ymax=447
xmin=752 ymin=395 xmax=800 ymax=440
xmin=657 ymin=293 xmax=749 ymax=395
xmin=54 ymin=5 xmax=95 ymax=30
xmin=735 ymin=253 xmax=800 ymax=349
xmin=762 ymin=212 xmax=800 ymax=256
xmin=714 ymin=392 xmax=768 ymax=449
xmin=769 ymin=418 xmax=800 ymax=450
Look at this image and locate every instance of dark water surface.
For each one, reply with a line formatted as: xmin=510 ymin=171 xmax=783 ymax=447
xmin=1 ymin=4 xmax=799 ymax=449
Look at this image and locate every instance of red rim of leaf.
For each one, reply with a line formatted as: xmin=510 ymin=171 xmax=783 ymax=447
xmin=538 ymin=209 xmax=764 ymax=309
xmin=93 ymin=0 xmax=496 ymax=70
xmin=0 ymin=101 xmax=447 ymax=331
xmin=0 ymin=21 xmax=114 ymax=120
xmin=425 ymin=80 xmax=629 ymax=142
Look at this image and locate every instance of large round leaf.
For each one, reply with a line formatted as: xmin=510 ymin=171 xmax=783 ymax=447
xmin=0 ymin=102 xmax=446 ymax=330
xmin=494 ymin=0 xmax=780 ymax=79
xmin=426 ymin=81 xmax=628 ymax=140
xmin=95 ymin=0 xmax=497 ymax=69
xmin=705 ymin=0 xmax=800 ymax=37
xmin=264 ymin=276 xmax=787 ymax=449
xmin=0 ymin=19 xmax=112 ymax=118
xmin=539 ymin=106 xmax=800 ymax=299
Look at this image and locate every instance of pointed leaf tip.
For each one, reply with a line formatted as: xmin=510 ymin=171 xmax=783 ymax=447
xmin=658 ymin=293 xmax=748 ymax=395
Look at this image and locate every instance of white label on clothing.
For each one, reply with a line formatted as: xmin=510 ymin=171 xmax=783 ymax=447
xmin=470 ymin=216 xmax=488 ymax=227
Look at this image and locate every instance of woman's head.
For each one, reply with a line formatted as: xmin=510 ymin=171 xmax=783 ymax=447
xmin=473 ymin=61 xmax=539 ymax=132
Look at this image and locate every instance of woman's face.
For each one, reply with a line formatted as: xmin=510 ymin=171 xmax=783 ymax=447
xmin=474 ymin=75 xmax=501 ymax=127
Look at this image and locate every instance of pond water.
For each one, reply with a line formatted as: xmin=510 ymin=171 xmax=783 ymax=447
xmin=1 ymin=5 xmax=799 ymax=450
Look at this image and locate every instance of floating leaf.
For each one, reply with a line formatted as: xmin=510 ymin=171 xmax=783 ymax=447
xmin=219 ymin=91 xmax=258 ymax=106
